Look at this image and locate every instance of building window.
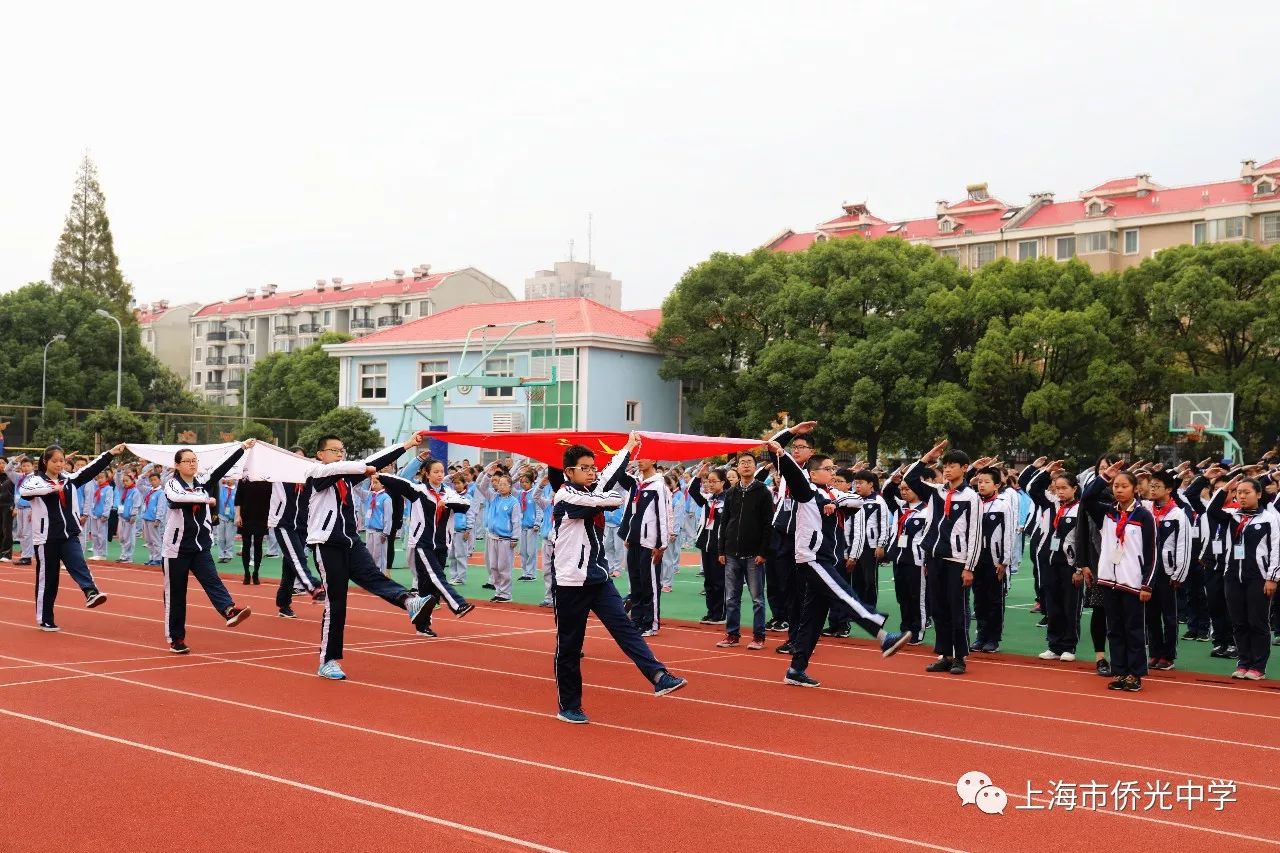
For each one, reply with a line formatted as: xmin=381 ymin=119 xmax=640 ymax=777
xmin=195 ymin=372 xmax=202 ymax=385
xmin=972 ymin=244 xmax=996 ymax=268
xmin=1193 ymin=222 xmax=1206 ymax=245
xmin=1123 ymin=229 xmax=1139 ymax=255
xmin=359 ymin=362 xmax=388 ymax=401
xmin=483 ymin=356 xmax=514 ymax=399
xmin=1208 ymin=216 xmax=1247 ymax=241
xmin=402 ymin=302 xmax=412 ymax=315
xmin=528 ymin=348 xmax=578 ymax=430
xmin=418 ymin=359 xmax=449 ymax=400
xmin=1262 ymin=213 xmax=1280 ymax=243
xmin=248 ymin=344 xmax=255 ymax=355
xmin=1257 ymin=179 xmax=1275 ymax=195
xmin=323 ymin=310 xmax=332 ymax=325
xmin=938 ymin=248 xmax=960 ymax=262
xmin=1082 ymin=232 xmax=1115 ymax=254
xmin=1055 ymin=237 xmax=1076 ymax=261
xmin=1017 ymin=240 xmax=1039 ymax=261
xmin=419 ymin=300 xmax=431 ymax=316
xmin=625 ymin=400 xmax=640 ymax=424
xmin=195 ymin=347 xmax=202 ymax=361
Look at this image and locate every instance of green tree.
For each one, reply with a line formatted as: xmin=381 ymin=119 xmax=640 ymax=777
xmin=82 ymin=406 xmax=157 ymax=447
xmin=296 ymin=407 xmax=383 ymax=457
xmin=50 ymin=155 xmax=131 ymax=309
xmin=247 ymin=331 xmax=351 ymax=422
xmin=236 ymin=421 xmax=278 ymax=443
xmin=32 ymin=401 xmax=92 ymax=452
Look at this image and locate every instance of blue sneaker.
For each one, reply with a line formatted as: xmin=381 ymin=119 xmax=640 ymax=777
xmin=784 ymin=668 xmax=820 ymax=688
xmin=557 ymin=708 xmax=589 ymax=724
xmin=405 ymin=594 xmax=436 ymax=629
xmin=881 ymin=630 xmax=911 ymax=658
xmin=653 ymin=672 xmax=687 ymax=696
xmin=317 ymin=660 xmax=346 ymax=680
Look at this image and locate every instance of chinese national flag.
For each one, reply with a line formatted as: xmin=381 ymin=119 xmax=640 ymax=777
xmin=429 ymin=431 xmax=764 ymax=467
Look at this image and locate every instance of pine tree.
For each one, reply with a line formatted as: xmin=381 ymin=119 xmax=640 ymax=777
xmin=50 ymin=154 xmax=132 ymax=308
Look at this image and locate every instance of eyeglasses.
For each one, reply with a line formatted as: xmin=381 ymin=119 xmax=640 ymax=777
xmin=815 ymin=465 xmax=838 ymax=472
xmin=319 ymin=448 xmax=347 ymax=457
xmin=569 ymin=464 xmax=599 ymax=472
xmin=791 ymin=445 xmax=812 ymax=451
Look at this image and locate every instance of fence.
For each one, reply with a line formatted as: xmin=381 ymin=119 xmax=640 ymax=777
xmin=0 ymin=404 xmax=312 ymax=455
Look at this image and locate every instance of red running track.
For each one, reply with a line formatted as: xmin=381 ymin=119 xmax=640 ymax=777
xmin=1 ymin=561 xmax=1278 ymax=852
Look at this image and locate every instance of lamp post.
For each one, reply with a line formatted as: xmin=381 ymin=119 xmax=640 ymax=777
xmin=94 ymin=309 xmax=123 ymax=408
xmin=42 ymin=334 xmax=66 ymax=412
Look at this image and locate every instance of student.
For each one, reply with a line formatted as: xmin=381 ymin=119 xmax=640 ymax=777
xmin=216 ymin=478 xmax=238 ymax=562
xmin=516 ymin=472 xmax=540 ymax=581
xmin=1025 ymin=461 xmax=1085 ymax=661
xmin=819 ymin=467 xmax=868 ymax=640
xmin=826 ymin=469 xmax=883 ymax=637
xmin=20 ymin=445 xmax=119 ymax=629
xmin=969 ymin=466 xmax=1018 ymax=655
xmin=619 ymin=453 xmax=675 ymax=636
xmin=548 ymin=434 xmax=686 ymax=724
xmin=1020 ymin=463 xmax=1051 ymax=627
xmin=86 ymin=470 xmax=114 ymax=560
xmin=906 ymin=440 xmax=982 ymax=675
xmin=1205 ymin=471 xmax=1280 ymax=680
xmin=268 ymin=448 xmax=324 ymax=619
xmin=766 ymin=431 xmax=814 ymax=654
xmin=140 ymin=472 xmax=167 ymax=566
xmin=476 ymin=464 xmax=520 ymax=603
xmin=659 ymin=472 xmax=683 ymax=593
xmin=1144 ymin=469 xmax=1193 ymax=670
xmin=447 ymin=472 xmax=474 ymax=586
xmin=882 ymin=468 xmax=931 ymax=644
xmin=14 ymin=457 xmax=36 ymax=565
xmin=688 ymin=464 xmax=727 ymax=625
xmin=378 ymin=457 xmax=475 ymax=636
xmin=711 ymin=450 xmax=768 ymax=645
xmin=307 ymin=433 xmax=435 ymax=680
xmin=116 ymin=472 xmax=141 ymax=563
xmin=765 ymin=428 xmax=908 ymax=689
xmin=1081 ymin=462 xmax=1157 ymax=692
xmin=0 ymin=457 xmax=13 ymax=561
xmin=535 ymin=471 xmax=558 ymax=607
xmin=235 ymin=478 xmax=272 ymax=585
xmin=363 ymin=475 xmax=393 ymax=576
xmin=602 ymin=500 xmax=625 ymax=579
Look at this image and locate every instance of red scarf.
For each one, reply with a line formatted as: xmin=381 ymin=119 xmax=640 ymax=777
xmin=369 ymin=492 xmax=378 ymax=513
xmin=94 ymin=483 xmax=107 ymax=510
xmin=336 ymin=479 xmax=349 ymax=504
xmin=1112 ymin=502 xmax=1136 ymax=547
xmin=896 ymin=506 xmax=917 ymax=539
xmin=707 ymin=501 xmax=717 ymax=526
xmin=1051 ymin=501 xmax=1077 ymax=531
xmin=1151 ymin=500 xmax=1176 ymax=523
xmin=430 ymin=486 xmax=446 ymax=525
xmin=1235 ymin=513 xmax=1256 ymax=540
xmin=943 ymin=487 xmax=958 ymax=518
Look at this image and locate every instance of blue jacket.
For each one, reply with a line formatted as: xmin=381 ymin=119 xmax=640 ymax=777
xmin=219 ymin=484 xmax=237 ymax=521
xmin=484 ymin=493 xmax=520 ymax=540
xmin=365 ymin=490 xmax=392 ymax=534
xmin=140 ymin=485 xmax=167 ymax=522
xmin=91 ymin=483 xmax=115 ymax=518
xmin=517 ymin=487 xmax=539 ymax=529
xmin=117 ymin=485 xmax=141 ymax=520
xmin=538 ymin=484 xmax=555 ymax=538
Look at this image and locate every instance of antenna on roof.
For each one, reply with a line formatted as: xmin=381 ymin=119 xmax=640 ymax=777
xmin=568 ymin=238 xmax=575 ymax=263
xmin=588 ymin=212 xmax=593 ymax=266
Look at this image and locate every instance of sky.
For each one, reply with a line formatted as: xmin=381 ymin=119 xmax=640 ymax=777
xmin=2 ymin=0 xmax=1278 ymax=311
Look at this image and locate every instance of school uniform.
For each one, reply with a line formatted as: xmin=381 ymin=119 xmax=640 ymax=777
xmin=215 ymin=483 xmax=238 ymax=560
xmin=1081 ymin=477 xmax=1158 ymax=682
xmin=602 ymin=503 xmax=625 ymax=578
xmin=535 ymin=482 xmax=557 ymax=603
xmin=15 ymin=475 xmax=35 ymax=561
xmin=1027 ymin=471 xmax=1083 ymax=656
xmin=116 ymin=484 xmax=142 ymax=562
xmin=379 ymin=474 xmax=471 ymax=623
xmin=306 ymin=444 xmax=426 ymax=666
xmin=1144 ymin=498 xmax=1192 ymax=665
xmin=688 ymin=478 xmax=726 ymax=622
xmin=619 ymin=472 xmax=675 ymax=634
xmin=140 ymin=484 xmax=167 ymax=565
xmin=477 ymin=475 xmax=521 ymax=600
xmin=1206 ymin=490 xmax=1280 ymax=676
xmin=822 ymin=487 xmax=868 ymax=636
xmin=972 ymin=489 xmax=1019 ymax=652
xmin=449 ymin=492 xmax=477 ymax=585
xmin=517 ymin=487 xmax=540 ymax=580
xmin=660 ymin=486 xmax=688 ymax=588
xmin=161 ymin=449 xmax=248 ymax=645
xmin=89 ymin=481 xmax=114 ymax=559
xmin=268 ymin=480 xmax=320 ymax=611
xmin=19 ymin=452 xmax=113 ymax=626
xmin=906 ymin=462 xmax=982 ymax=663
xmin=882 ymin=481 xmax=931 ymax=641
xmin=852 ymin=493 xmax=892 ymax=608
xmin=0 ymin=472 xmax=14 ymax=559
xmin=548 ymin=448 xmax=674 ymax=714
xmin=1018 ymin=466 xmax=1051 ymax=613
xmin=364 ymin=489 xmax=393 ymax=573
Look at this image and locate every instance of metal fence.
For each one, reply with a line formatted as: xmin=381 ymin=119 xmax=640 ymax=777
xmin=0 ymin=404 xmax=312 ymax=454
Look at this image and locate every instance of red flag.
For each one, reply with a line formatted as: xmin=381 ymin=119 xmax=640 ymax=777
xmin=428 ymin=431 xmax=764 ymax=467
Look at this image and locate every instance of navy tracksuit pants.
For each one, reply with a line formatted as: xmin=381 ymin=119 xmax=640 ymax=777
xmin=553 ymin=579 xmax=666 ymax=712
xmin=34 ymin=538 xmax=99 ymax=625
xmin=1103 ymin=586 xmax=1148 ymax=678
xmin=274 ymin=527 xmax=319 ymax=609
xmin=625 ymin=543 xmax=661 ymax=633
xmin=314 ymin=541 xmax=412 ymax=663
xmin=163 ymin=550 xmax=235 ymax=643
xmin=790 ymin=560 xmax=886 ymax=673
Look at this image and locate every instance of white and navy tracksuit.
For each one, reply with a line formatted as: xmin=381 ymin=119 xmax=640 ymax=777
xmin=160 ymin=448 xmax=246 ymax=644
xmin=852 ymin=492 xmax=891 ymax=608
xmin=619 ymin=472 xmax=675 ymax=634
xmin=1206 ymin=490 xmax=1280 ymax=674
xmin=548 ymin=449 xmax=669 ymax=713
xmin=1145 ymin=498 xmax=1192 ymax=664
xmin=307 ymin=444 xmax=416 ymax=664
xmin=688 ymin=477 xmax=726 ymax=622
xmin=1081 ymin=477 xmax=1157 ymax=679
xmin=1027 ymin=471 xmax=1083 ymax=655
xmin=973 ymin=489 xmax=1019 ymax=650
xmin=1019 ymin=466 xmax=1051 ymax=610
xmin=763 ymin=431 xmax=803 ymax=642
xmin=775 ymin=452 xmax=886 ymax=676
xmin=822 ymin=488 xmax=868 ymax=636
xmin=20 ymin=452 xmax=113 ymax=626
xmin=378 ymin=473 xmax=470 ymax=618
xmin=906 ymin=462 xmax=982 ymax=662
xmin=882 ymin=481 xmax=931 ymax=641
xmin=268 ymin=480 xmax=319 ymax=610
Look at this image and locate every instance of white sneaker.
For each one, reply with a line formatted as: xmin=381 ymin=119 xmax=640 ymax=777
xmin=1059 ymin=652 xmax=1077 ymax=662
xmin=1038 ymin=650 xmax=1060 ymax=660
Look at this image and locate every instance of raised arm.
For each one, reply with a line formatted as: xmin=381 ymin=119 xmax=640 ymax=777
xmin=377 ymin=473 xmax=425 ymax=502
xmin=202 ymin=446 xmax=246 ymax=489
xmin=19 ymin=474 xmax=58 ymax=498
xmin=165 ymin=475 xmax=214 ymax=505
xmin=1205 ymin=487 xmax=1234 ymax=526
xmin=309 ymin=460 xmax=374 ymax=492
xmin=775 ymin=451 xmax=814 ymax=503
xmin=70 ymin=451 xmax=114 ymax=487
xmin=1081 ymin=473 xmax=1113 ymax=524
xmin=364 ymin=443 xmax=407 ymax=472
xmin=688 ymin=476 xmax=706 ymax=508
xmin=1001 ymin=495 xmax=1018 ymax=569
xmin=401 ymin=454 xmax=425 ymax=481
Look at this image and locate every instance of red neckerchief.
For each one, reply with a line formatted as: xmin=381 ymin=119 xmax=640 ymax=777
xmin=944 ymin=485 xmax=960 ymax=518
xmin=369 ymin=492 xmax=378 ymax=513
xmin=1052 ymin=501 xmax=1078 ymax=531
xmin=1112 ymin=501 xmax=1137 ymax=547
xmin=1151 ymin=500 xmax=1176 ymax=523
xmin=430 ymin=486 xmax=446 ymax=525
xmin=1235 ymin=513 xmax=1256 ymax=540
xmin=336 ymin=479 xmax=349 ymax=504
xmin=56 ymin=476 xmax=67 ymax=508
xmin=520 ymin=491 xmax=527 ymax=513
xmin=121 ymin=486 xmax=134 ymax=510
xmin=707 ymin=500 xmax=717 ymax=525
xmin=94 ymin=483 xmax=107 ymax=508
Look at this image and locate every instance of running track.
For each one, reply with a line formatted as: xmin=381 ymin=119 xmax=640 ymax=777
xmin=1 ymin=562 xmax=1277 ymax=852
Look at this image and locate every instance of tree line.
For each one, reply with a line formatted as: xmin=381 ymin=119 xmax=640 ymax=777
xmin=653 ymin=238 xmax=1280 ymax=464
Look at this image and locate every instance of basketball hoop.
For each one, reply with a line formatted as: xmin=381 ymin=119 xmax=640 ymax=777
xmin=1187 ymin=423 xmax=1207 ymax=443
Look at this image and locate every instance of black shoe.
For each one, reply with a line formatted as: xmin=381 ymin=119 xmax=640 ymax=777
xmin=1210 ymin=646 xmax=1231 ymax=658
xmin=1036 ymin=616 xmax=1048 ymax=628
xmin=481 ymin=583 xmax=495 ymax=590
xmin=926 ymin=658 xmax=953 ymax=673
xmin=84 ymin=589 xmax=108 ymax=608
xmin=243 ymin=575 xmax=251 ymax=585
xmin=775 ymin=641 xmax=794 ymax=655
xmin=252 ymin=572 xmax=260 ymax=585
xmin=924 ymin=617 xmax=933 ymax=629
xmin=969 ymin=641 xmax=984 ymax=653
xmin=981 ymin=642 xmax=999 ymax=654
xmin=1152 ymin=659 xmax=1175 ymax=671
xmin=169 ymin=640 xmax=190 ymax=654
xmin=39 ymin=621 xmax=59 ymax=632
xmin=1181 ymin=630 xmax=1198 ymax=641
xmin=950 ymin=660 xmax=967 ymax=675
xmin=1096 ymin=659 xmax=1112 ymax=677
xmin=784 ymin=669 xmax=821 ymax=688
xmin=1123 ymin=675 xmax=1143 ymax=692
xmin=1107 ymin=676 xmax=1128 ymax=690
xmin=490 ymin=595 xmax=511 ymax=603
xmin=278 ymin=607 xmax=297 ymax=619
xmin=455 ymin=603 xmax=475 ymax=618
xmin=1226 ymin=645 xmax=1238 ymax=657
xmin=417 ymin=625 xmax=438 ymax=638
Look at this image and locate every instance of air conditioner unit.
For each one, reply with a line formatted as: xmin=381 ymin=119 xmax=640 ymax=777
xmin=491 ymin=412 xmax=525 ymax=433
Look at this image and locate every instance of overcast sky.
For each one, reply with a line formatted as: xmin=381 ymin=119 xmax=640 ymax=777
xmin=2 ymin=0 xmax=1277 ymax=311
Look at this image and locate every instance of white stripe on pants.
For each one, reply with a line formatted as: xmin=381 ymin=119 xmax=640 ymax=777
xmin=486 ymin=537 xmax=515 ymax=598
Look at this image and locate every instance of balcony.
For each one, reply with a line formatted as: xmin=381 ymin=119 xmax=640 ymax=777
xmin=297 ymin=323 xmax=322 ymax=334
xmin=350 ymin=319 xmax=375 ymax=331
xmin=225 ymin=329 xmax=248 ymax=340
xmin=205 ymin=356 xmax=226 ymax=366
xmin=205 ymin=330 xmax=227 ymax=342
xmin=377 ymin=316 xmax=404 ymax=327
xmin=273 ymin=326 xmax=295 ymax=336
xmin=227 ymin=355 xmax=250 ymax=365
xmin=205 ymin=381 xmax=225 ymax=390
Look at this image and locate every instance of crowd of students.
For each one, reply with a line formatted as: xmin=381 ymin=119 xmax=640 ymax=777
xmin=3 ymin=426 xmax=1278 ymax=717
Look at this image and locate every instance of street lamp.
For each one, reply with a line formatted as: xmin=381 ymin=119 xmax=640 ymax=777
xmin=94 ymin=309 xmax=123 ymax=408
xmin=42 ymin=334 xmax=66 ymax=412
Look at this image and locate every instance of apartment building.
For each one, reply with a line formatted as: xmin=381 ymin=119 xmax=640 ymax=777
xmin=767 ymin=157 xmax=1280 ymax=272
xmin=136 ymin=300 xmax=201 ymax=385
xmin=189 ymin=266 xmax=513 ymax=404
xmin=524 ymin=260 xmax=623 ymax=310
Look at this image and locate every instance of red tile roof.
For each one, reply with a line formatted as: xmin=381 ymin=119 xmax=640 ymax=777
xmin=1019 ymin=179 xmax=1268 ymax=230
xmin=768 ymin=231 xmax=821 ymax=252
xmin=336 ymin=298 xmax=657 ymax=346
xmin=625 ymin=309 xmax=663 ymax=328
xmin=1257 ymin=158 xmax=1280 ymax=172
xmin=135 ymin=307 xmax=167 ymax=325
xmin=945 ymin=197 xmax=1007 ymax=212
xmin=1085 ymin=176 xmax=1146 ymax=193
xmin=193 ymin=273 xmax=451 ymax=318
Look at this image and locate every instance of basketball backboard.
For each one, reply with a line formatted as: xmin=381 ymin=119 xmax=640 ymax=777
xmin=1169 ymin=393 xmax=1234 ymax=433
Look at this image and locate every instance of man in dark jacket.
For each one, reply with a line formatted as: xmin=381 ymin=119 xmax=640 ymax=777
xmin=716 ymin=452 xmax=775 ymax=649
xmin=0 ymin=456 xmax=14 ymax=561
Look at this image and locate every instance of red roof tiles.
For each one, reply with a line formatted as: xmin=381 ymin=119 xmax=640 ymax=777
xmin=193 ymin=273 xmax=451 ymax=318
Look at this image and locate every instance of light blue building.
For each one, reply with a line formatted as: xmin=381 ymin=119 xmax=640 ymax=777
xmin=326 ymin=298 xmax=687 ymax=463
